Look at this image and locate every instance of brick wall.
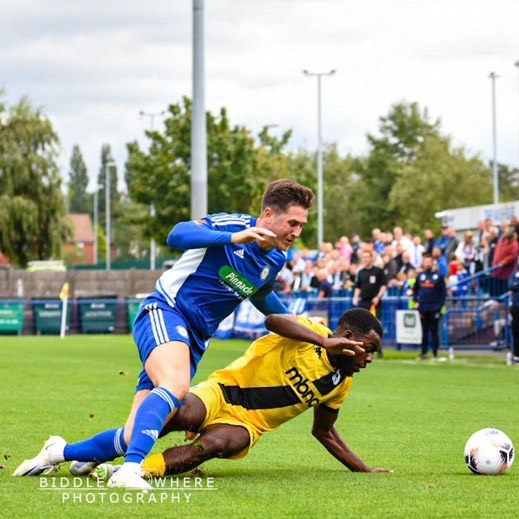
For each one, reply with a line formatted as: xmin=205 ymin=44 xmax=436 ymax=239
xmin=0 ymin=269 xmax=160 ymax=299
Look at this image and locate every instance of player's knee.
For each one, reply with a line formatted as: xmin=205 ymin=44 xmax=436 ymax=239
xmin=161 ymin=381 xmax=190 ymax=401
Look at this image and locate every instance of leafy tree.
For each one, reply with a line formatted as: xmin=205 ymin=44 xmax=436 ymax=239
xmin=496 ymin=163 xmax=519 ymax=202
xmin=0 ymin=96 xmax=71 ymax=267
xmin=322 ymin=146 xmax=363 ymax=241
xmin=388 ymin=135 xmax=492 ymax=234
xmin=126 ymin=97 xmax=293 ymax=246
xmin=355 ymin=101 xmax=441 ymax=233
xmin=67 ymin=144 xmax=90 ymax=213
xmin=96 ymin=144 xmax=120 ymax=217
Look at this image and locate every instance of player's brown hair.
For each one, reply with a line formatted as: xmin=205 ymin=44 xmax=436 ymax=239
xmin=261 ymin=179 xmax=315 ymax=213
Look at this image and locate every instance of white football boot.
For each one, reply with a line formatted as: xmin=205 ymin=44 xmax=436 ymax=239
xmin=107 ymin=463 xmax=152 ymax=490
xmin=13 ymin=436 xmax=66 ymax=476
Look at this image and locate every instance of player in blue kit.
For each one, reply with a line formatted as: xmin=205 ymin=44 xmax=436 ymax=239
xmin=14 ymin=179 xmax=322 ymax=489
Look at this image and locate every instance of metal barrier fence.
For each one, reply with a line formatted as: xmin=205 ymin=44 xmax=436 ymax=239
xmin=0 ymin=293 xmax=512 ymax=352
xmin=277 ymin=293 xmax=511 ymax=351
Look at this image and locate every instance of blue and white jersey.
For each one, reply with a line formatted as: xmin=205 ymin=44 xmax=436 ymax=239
xmin=153 ymin=212 xmax=288 ymax=339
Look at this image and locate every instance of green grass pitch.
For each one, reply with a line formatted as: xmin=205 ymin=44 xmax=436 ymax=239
xmin=0 ymin=335 xmax=517 ymax=518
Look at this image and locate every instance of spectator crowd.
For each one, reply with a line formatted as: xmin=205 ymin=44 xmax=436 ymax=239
xmin=275 ymin=217 xmax=519 ymax=302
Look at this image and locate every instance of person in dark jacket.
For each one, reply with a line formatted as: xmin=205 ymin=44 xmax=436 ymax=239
xmin=508 ymin=267 xmax=519 ymax=363
xmin=413 ymin=254 xmax=447 ymax=360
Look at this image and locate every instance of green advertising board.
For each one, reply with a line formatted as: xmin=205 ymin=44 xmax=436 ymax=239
xmin=0 ymin=301 xmax=24 ymax=334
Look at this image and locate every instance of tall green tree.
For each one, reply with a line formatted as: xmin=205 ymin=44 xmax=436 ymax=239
xmin=126 ymin=97 xmax=294 ymax=246
xmin=496 ymin=163 xmax=519 ymax=202
xmin=0 ymin=96 xmax=71 ymax=267
xmin=356 ymin=101 xmax=441 ymax=234
xmin=67 ymin=144 xmax=90 ymax=213
xmin=96 ymin=144 xmax=120 ymax=217
xmin=322 ymin=146 xmax=363 ymax=241
xmin=388 ymin=135 xmax=492 ymax=234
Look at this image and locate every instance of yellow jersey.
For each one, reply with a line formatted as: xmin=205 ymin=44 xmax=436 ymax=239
xmin=205 ymin=316 xmax=353 ymax=435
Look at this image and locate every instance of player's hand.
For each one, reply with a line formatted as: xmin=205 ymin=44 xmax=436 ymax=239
xmin=231 ymin=227 xmax=276 ymax=244
xmin=369 ymin=467 xmax=394 ymax=473
xmin=321 ymin=337 xmax=364 ymax=356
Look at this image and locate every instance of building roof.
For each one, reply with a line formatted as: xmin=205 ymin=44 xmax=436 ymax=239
xmin=68 ymin=213 xmax=94 ymax=243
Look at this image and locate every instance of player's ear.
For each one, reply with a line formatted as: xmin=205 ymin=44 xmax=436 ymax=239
xmin=343 ymin=328 xmax=353 ymax=339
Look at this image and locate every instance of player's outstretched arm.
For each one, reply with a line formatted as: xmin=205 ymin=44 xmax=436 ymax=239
xmin=311 ymin=404 xmax=392 ymax=473
xmin=167 ymin=220 xmax=276 ymax=250
xmin=265 ymin=314 xmax=364 ymax=356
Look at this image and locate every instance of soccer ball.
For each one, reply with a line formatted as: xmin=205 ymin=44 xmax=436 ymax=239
xmin=464 ymin=428 xmax=515 ymax=475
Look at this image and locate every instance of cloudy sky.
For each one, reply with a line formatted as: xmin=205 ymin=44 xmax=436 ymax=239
xmin=2 ymin=0 xmax=518 ymax=191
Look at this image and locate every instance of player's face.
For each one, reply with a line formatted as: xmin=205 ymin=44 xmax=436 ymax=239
xmin=350 ymin=331 xmax=380 ymax=372
xmin=263 ymin=205 xmax=308 ymax=251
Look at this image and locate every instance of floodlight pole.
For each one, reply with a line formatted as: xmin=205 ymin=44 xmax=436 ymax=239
xmin=303 ymin=69 xmax=336 ymax=247
xmin=489 ymin=72 xmax=499 ymax=205
xmin=191 ymin=0 xmax=207 ymax=219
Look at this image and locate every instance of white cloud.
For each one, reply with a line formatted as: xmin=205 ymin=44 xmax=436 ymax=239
xmin=2 ymin=0 xmax=518 ymax=193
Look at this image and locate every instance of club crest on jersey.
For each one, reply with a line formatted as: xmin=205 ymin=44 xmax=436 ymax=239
xmin=260 ymin=266 xmax=270 ymax=280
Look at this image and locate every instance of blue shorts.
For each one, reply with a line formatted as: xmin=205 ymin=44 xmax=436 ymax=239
xmin=133 ymin=297 xmax=210 ymax=392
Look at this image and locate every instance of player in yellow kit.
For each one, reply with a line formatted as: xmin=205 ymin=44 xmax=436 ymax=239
xmin=99 ymin=308 xmax=390 ymax=477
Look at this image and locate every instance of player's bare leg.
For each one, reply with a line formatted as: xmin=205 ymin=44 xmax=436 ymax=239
xmin=108 ymin=341 xmax=191 ymax=489
xmin=146 ymin=423 xmax=251 ymax=476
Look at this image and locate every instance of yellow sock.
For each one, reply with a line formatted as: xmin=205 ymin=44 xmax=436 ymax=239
xmin=142 ymin=453 xmax=166 ymax=477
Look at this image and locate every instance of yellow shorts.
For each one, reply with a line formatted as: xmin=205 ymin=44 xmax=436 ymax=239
xmin=189 ymin=380 xmax=262 ymax=459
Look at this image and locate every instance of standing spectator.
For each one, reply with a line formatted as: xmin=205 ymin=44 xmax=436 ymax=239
xmin=408 ymin=235 xmax=425 ymax=269
xmin=276 ymin=264 xmax=294 ymax=293
xmin=344 ymin=263 xmax=358 ymax=292
xmin=353 ymin=250 xmax=387 ymax=319
xmin=423 ymin=229 xmax=435 ymax=255
xmin=485 ymin=226 xmax=500 ymax=269
xmin=372 ymin=228 xmax=386 ymax=255
xmin=350 ymin=233 xmax=363 ymax=264
xmin=491 ymin=225 xmax=519 ymax=298
xmin=448 ymin=258 xmax=470 ymax=297
xmin=353 ymin=250 xmax=387 ymax=357
xmin=432 ymin=246 xmax=448 ymax=278
xmin=508 ymin=266 xmax=519 ymax=364
xmin=336 ymin=236 xmax=353 ymax=264
xmin=300 ymin=260 xmax=318 ymax=292
xmin=316 ymin=267 xmax=333 ymax=299
xmin=414 ymin=254 xmax=447 ymax=360
xmin=454 ymin=231 xmax=478 ymax=275
xmin=392 ymin=226 xmax=412 ymax=251
xmin=511 ymin=215 xmax=519 ymax=236
xmin=445 ymin=227 xmax=459 ymax=261
xmin=289 ymin=251 xmax=306 ymax=276
xmin=399 ymin=251 xmax=415 ymax=275
xmin=382 ymin=245 xmax=399 ymax=284
xmin=393 ymin=242 xmax=405 ymax=272
xmin=434 ymin=224 xmax=451 ymax=257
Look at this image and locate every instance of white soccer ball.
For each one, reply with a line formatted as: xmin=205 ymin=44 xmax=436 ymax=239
xmin=464 ymin=428 xmax=515 ymax=475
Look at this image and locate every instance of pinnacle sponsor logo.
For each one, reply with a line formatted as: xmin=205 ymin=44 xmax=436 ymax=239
xmin=219 ymin=266 xmax=258 ymax=298
xmin=233 ymin=249 xmax=245 ymax=259
xmin=285 ymin=367 xmax=320 ymax=407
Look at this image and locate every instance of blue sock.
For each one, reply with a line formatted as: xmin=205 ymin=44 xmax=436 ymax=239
xmin=125 ymin=387 xmax=181 ymax=464
xmin=63 ymin=427 xmax=127 ymax=463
